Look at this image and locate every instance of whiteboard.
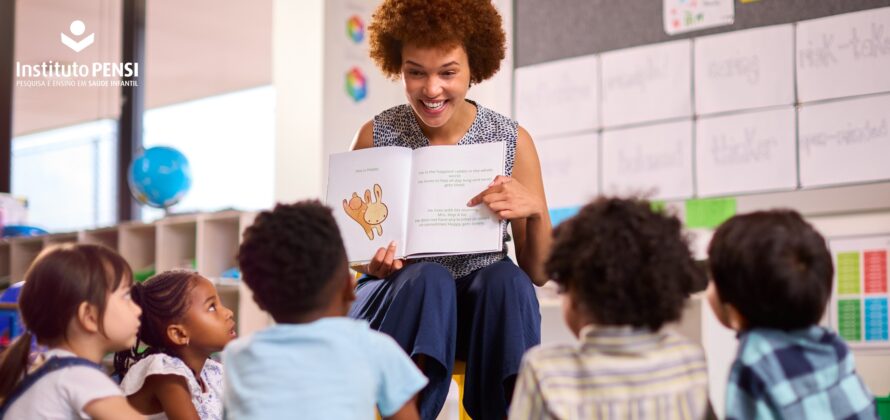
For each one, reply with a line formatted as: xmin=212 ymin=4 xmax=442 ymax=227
xmin=514 ymin=55 xmax=600 ymax=138
xmin=601 ymin=119 xmax=694 ymax=200
xmin=799 ymin=94 xmax=890 ymax=188
xmin=694 ymin=25 xmax=795 ymax=115
xmin=696 ymin=107 xmax=798 ymax=197
xmin=797 ymin=7 xmax=890 ymax=103
xmin=601 ymin=40 xmax=693 ymax=128
xmin=536 ymin=132 xmax=599 ymax=209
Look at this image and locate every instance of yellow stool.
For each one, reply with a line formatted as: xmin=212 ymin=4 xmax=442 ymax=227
xmin=374 ymin=360 xmax=471 ymax=419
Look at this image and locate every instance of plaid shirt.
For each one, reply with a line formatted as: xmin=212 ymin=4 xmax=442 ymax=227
xmin=509 ymin=326 xmax=709 ymax=420
xmin=725 ymin=326 xmax=877 ymax=420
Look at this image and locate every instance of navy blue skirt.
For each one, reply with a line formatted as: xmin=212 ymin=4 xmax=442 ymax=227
xmin=348 ymin=259 xmax=541 ymax=420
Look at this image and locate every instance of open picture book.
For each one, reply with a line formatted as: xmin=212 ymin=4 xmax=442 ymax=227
xmin=326 ymin=142 xmax=505 ymax=264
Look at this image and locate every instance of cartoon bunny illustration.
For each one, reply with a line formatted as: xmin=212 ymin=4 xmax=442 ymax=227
xmin=342 ymin=183 xmax=388 ymax=240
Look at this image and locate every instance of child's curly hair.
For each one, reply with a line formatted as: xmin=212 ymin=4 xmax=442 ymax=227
xmin=368 ymin=0 xmax=506 ymax=84
xmin=546 ymin=197 xmax=703 ymax=331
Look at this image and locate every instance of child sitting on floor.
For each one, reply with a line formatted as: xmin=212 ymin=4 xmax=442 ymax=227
xmin=510 ymin=197 xmax=709 ymax=419
xmin=114 ymin=270 xmax=236 ymax=420
xmin=707 ymin=209 xmax=877 ymax=419
xmin=224 ymin=201 xmax=426 ymax=419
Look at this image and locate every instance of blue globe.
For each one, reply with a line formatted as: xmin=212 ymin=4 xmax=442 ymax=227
xmin=128 ymin=146 xmax=192 ymax=208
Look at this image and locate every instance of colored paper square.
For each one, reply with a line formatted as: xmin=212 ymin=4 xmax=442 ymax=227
xmin=864 ymin=298 xmax=888 ymax=341
xmin=837 ymin=299 xmax=861 ymax=342
xmin=836 ymin=252 xmax=861 ymax=295
xmin=863 ymin=250 xmax=887 ymax=294
xmin=685 ymin=197 xmax=736 ymax=228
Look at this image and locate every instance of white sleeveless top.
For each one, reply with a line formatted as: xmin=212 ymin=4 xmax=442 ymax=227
xmin=119 ymin=353 xmax=223 ymax=420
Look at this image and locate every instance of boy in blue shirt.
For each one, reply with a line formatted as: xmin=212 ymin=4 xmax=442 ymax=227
xmin=707 ymin=209 xmax=877 ymax=419
xmin=224 ymin=201 xmax=426 ymax=420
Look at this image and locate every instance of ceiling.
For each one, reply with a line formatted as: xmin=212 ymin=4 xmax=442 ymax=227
xmin=12 ymin=0 xmax=273 ymax=136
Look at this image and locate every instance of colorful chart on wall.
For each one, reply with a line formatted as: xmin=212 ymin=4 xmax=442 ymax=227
xmin=828 ymin=234 xmax=890 ymax=350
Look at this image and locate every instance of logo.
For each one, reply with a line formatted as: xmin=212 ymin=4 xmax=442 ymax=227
xmin=61 ymin=20 xmax=95 ymax=52
xmin=346 ymin=15 xmax=364 ymax=43
xmin=345 ymin=67 xmax=367 ymax=102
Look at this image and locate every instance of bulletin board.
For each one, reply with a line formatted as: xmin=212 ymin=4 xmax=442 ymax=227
xmin=513 ymin=0 xmax=890 ymax=223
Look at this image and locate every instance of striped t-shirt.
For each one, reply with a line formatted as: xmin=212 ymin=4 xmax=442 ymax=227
xmin=509 ymin=326 xmax=709 ymax=420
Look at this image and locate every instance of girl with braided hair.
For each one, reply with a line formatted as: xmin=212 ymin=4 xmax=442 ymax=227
xmin=114 ymin=270 xmax=236 ymax=420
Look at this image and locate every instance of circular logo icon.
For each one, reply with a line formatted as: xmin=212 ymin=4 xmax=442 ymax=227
xmin=347 ymin=15 xmax=364 ymax=43
xmin=345 ymin=67 xmax=367 ymax=102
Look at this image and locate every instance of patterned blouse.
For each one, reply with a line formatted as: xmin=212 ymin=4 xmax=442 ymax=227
xmin=372 ymin=100 xmax=517 ymax=278
xmin=119 ymin=353 xmax=224 ymax=420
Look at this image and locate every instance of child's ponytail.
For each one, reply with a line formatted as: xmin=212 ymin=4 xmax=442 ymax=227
xmin=113 ymin=270 xmax=198 ymax=378
xmin=0 ymin=331 xmax=34 ymax=400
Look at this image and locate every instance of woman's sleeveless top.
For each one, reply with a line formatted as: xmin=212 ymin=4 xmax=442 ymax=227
xmin=372 ymin=100 xmax=517 ymax=278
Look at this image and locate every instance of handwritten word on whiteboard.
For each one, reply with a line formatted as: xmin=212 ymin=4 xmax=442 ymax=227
xmin=601 ymin=40 xmax=692 ymax=128
xmin=696 ymin=107 xmax=797 ymax=197
xmin=694 ymin=25 xmax=795 ymax=115
xmin=601 ymin=119 xmax=694 ymax=200
xmin=515 ymin=55 xmax=599 ymax=139
xmin=797 ymin=7 xmax=890 ymax=103
xmin=799 ymin=94 xmax=890 ymax=188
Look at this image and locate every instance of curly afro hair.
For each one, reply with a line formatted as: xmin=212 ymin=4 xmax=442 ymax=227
xmin=546 ymin=197 xmax=702 ymax=331
xmin=368 ymin=0 xmax=506 ymax=84
xmin=237 ymin=201 xmax=347 ymax=321
xmin=708 ymin=210 xmax=832 ymax=331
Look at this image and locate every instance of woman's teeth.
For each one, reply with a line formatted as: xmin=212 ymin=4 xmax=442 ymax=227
xmin=422 ymin=100 xmax=445 ymax=109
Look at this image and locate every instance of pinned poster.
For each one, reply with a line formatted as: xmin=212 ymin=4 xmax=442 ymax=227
xmin=664 ymin=0 xmax=734 ymax=35
xmin=797 ymin=7 xmax=890 ymax=103
xmin=515 ymin=55 xmax=599 ymax=139
xmin=828 ymin=234 xmax=890 ymax=350
xmin=535 ymin=133 xmax=599 ymax=226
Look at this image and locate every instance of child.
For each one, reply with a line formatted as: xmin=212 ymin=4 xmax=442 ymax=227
xmin=510 ymin=197 xmax=709 ymax=419
xmin=707 ymin=210 xmax=877 ymax=419
xmin=114 ymin=270 xmax=236 ymax=420
xmin=0 ymin=244 xmax=144 ymax=419
xmin=224 ymin=201 xmax=427 ymax=420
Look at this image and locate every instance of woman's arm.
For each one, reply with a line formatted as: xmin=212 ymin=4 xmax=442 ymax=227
xmin=467 ymin=126 xmax=552 ymax=285
xmin=507 ymin=126 xmax=552 ymax=286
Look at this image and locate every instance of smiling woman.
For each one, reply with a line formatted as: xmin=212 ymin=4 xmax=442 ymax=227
xmin=346 ymin=1 xmax=553 ymax=419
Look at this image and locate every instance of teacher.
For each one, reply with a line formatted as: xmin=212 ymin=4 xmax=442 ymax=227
xmin=348 ymin=0 xmax=552 ymax=419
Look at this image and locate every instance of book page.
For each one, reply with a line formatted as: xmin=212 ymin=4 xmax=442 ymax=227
xmin=405 ymin=142 xmax=504 ymax=256
xmin=326 ymin=146 xmax=412 ymax=263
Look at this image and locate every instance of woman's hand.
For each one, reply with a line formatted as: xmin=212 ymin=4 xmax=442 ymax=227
xmin=466 ymin=175 xmax=546 ymax=221
xmin=355 ymin=240 xmax=405 ymax=278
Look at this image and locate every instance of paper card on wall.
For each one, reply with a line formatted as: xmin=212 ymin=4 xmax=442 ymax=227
xmin=799 ymin=94 xmax=890 ymax=188
xmin=694 ymin=25 xmax=795 ymax=115
xmin=601 ymin=119 xmax=694 ymax=200
xmin=664 ymin=0 xmax=734 ymax=35
xmin=696 ymin=107 xmax=797 ymax=197
xmin=797 ymin=7 xmax=890 ymax=103
xmin=515 ymin=55 xmax=599 ymax=139
xmin=828 ymin=234 xmax=890 ymax=350
xmin=601 ymin=40 xmax=693 ymax=128
xmin=684 ymin=197 xmax=736 ymax=229
xmin=536 ymin=133 xmax=599 ymax=222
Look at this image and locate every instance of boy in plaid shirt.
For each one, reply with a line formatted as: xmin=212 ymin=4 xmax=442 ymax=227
xmin=707 ymin=210 xmax=877 ymax=419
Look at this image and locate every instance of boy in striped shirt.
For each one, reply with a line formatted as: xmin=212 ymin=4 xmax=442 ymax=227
xmin=707 ymin=210 xmax=877 ymax=419
xmin=510 ymin=197 xmax=710 ymax=420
